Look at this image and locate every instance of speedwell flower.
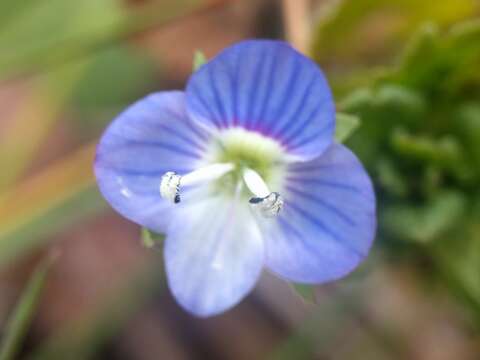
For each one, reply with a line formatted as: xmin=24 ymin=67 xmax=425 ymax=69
xmin=94 ymin=40 xmax=376 ymax=317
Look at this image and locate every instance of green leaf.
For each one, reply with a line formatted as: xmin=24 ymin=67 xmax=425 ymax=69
xmin=391 ymin=129 xmax=460 ymax=162
xmin=339 ymin=87 xmax=375 ymax=112
xmin=0 ymin=0 xmax=37 ymax=27
xmin=390 ymin=128 xmax=473 ymax=181
xmin=375 ymin=85 xmax=426 ymax=118
xmin=0 ymin=0 xmax=123 ymax=79
xmin=383 ymin=191 xmax=467 ymax=243
xmin=399 ymin=22 xmax=439 ymax=71
xmin=141 ymin=228 xmax=155 ymax=248
xmin=141 ymin=228 xmax=164 ymax=249
xmin=457 ymin=104 xmax=480 ymax=167
xmin=390 ymin=19 xmax=480 ymax=93
xmin=70 ymin=46 xmax=157 ymax=114
xmin=193 ymin=50 xmax=207 ymax=71
xmin=335 ymin=112 xmax=361 ymax=143
xmin=430 ymin=216 xmax=480 ymax=321
xmin=340 ymin=85 xmax=427 ymax=134
xmin=0 ymin=255 xmax=54 ymax=360
xmin=291 ymin=283 xmax=316 ymax=304
xmin=376 ymin=158 xmax=408 ymax=197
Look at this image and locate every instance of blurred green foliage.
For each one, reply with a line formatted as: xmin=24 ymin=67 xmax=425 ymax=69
xmin=0 ymin=0 xmax=204 ymax=269
xmin=335 ymin=112 xmax=360 ymax=142
xmin=141 ymin=228 xmax=165 ymax=250
xmin=273 ymin=282 xmax=406 ymax=360
xmin=0 ymin=0 xmax=200 ymax=80
xmin=327 ymin=18 xmax=480 ymax=318
xmin=0 ymin=256 xmax=54 ymax=360
xmin=312 ymin=0 xmax=478 ymax=66
xmin=1 ymin=0 xmax=480 ymax=357
xmin=29 ymin=261 xmax=164 ymax=360
xmin=0 ymin=145 xmax=103 ymax=268
xmin=193 ymin=50 xmax=208 ymax=71
xmin=137 ymin=49 xmax=207 ymax=250
xmin=70 ymin=46 xmax=157 ymax=113
xmin=291 ymin=283 xmax=316 ymax=304
xmin=0 ymin=1 xmax=206 ymax=358
xmin=0 ymin=0 xmax=123 ymax=78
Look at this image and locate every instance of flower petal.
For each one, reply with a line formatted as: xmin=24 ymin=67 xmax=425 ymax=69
xmin=260 ymin=144 xmax=376 ymax=283
xmin=94 ymin=91 xmax=209 ymax=233
xmin=164 ymin=192 xmax=264 ymax=317
xmin=185 ymin=40 xmax=335 ymax=160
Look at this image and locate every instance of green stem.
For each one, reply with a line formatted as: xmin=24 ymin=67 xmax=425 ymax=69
xmin=0 ymin=256 xmax=55 ymax=360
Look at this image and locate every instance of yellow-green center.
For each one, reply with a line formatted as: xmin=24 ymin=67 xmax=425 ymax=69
xmin=203 ymin=128 xmax=286 ymax=197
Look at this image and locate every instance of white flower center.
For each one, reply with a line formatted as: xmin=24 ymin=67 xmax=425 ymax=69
xmin=159 ymin=128 xmax=286 ymax=218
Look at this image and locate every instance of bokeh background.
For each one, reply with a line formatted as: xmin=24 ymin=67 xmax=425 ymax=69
xmin=1 ymin=0 xmax=480 ymax=359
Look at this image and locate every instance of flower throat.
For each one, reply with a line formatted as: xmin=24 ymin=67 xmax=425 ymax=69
xmin=159 ymin=128 xmax=286 ymax=217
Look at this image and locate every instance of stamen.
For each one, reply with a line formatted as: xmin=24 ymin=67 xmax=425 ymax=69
xmin=181 ymin=163 xmax=234 ymax=186
xmin=243 ymin=168 xmax=283 ymax=217
xmin=160 ymin=163 xmax=234 ymax=204
xmin=243 ymin=168 xmax=270 ymax=198
xmin=160 ymin=172 xmax=181 ymax=203
xmin=249 ymin=192 xmax=284 ymax=218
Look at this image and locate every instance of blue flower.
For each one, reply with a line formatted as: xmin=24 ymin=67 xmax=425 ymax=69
xmin=94 ymin=40 xmax=376 ymax=317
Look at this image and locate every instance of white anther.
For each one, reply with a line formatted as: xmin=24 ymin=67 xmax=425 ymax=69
xmin=160 ymin=163 xmax=234 ymax=204
xmin=160 ymin=172 xmax=181 ymax=203
xmin=249 ymin=192 xmax=284 ymax=218
xmin=243 ymin=168 xmax=283 ymax=217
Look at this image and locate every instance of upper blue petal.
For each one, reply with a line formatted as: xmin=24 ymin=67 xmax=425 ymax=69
xmin=185 ymin=40 xmax=335 ymax=160
xmin=259 ymin=144 xmax=376 ymax=283
xmin=94 ymin=91 xmax=210 ymax=233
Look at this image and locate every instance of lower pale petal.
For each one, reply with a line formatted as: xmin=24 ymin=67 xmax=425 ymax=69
xmin=261 ymin=144 xmax=376 ymax=283
xmin=164 ymin=192 xmax=264 ymax=317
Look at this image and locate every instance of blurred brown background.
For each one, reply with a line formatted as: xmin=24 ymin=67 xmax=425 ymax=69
xmin=1 ymin=0 xmax=480 ymax=359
